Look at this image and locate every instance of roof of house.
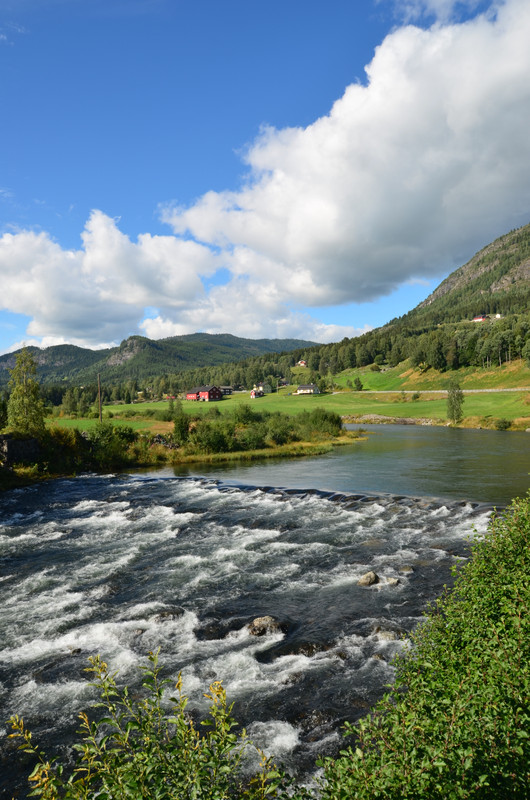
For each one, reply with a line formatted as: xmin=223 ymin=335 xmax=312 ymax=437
xmin=297 ymin=383 xmax=319 ymax=390
xmin=187 ymin=385 xmax=219 ymax=393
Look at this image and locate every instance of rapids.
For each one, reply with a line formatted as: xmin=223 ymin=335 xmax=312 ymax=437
xmin=0 ymin=469 xmax=493 ymax=797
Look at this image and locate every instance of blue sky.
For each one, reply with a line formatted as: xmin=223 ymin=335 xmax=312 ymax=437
xmin=1 ymin=0 xmax=529 ymax=353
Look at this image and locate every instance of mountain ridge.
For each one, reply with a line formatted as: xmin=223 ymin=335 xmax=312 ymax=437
xmin=1 ymin=221 xmax=529 ymax=389
xmin=402 ymin=222 xmax=530 ymax=325
xmin=0 ymin=334 xmax=319 ymax=387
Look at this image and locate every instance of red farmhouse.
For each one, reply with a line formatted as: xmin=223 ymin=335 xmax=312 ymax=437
xmin=186 ymin=385 xmax=223 ymax=402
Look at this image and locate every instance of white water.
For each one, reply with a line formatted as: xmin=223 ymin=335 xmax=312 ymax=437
xmin=0 ymin=471 xmax=493 ymax=796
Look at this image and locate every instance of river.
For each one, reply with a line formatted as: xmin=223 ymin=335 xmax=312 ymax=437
xmin=0 ymin=425 xmax=528 ymax=797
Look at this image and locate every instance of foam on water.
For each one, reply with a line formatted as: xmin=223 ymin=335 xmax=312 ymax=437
xmin=0 ymin=473 xmax=493 ymax=794
xmin=247 ymin=720 xmax=300 ymax=757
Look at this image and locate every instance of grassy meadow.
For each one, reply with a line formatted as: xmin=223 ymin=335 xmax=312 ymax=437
xmin=46 ymin=358 xmax=530 ymax=433
xmin=48 ymin=389 xmax=530 ymax=432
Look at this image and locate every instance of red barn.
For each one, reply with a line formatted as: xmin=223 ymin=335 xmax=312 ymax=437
xmin=186 ymin=385 xmax=222 ymax=401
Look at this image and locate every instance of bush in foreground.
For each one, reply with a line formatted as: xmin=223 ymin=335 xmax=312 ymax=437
xmin=320 ymin=493 xmax=530 ymax=799
xmin=9 ymin=651 xmax=293 ymax=800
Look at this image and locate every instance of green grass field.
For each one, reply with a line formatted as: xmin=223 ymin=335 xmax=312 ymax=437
xmin=47 ymin=358 xmax=530 ymax=432
xmin=332 ymin=391 xmax=530 ymax=424
xmin=334 ymin=358 xmax=530 ymax=391
xmin=51 ymin=384 xmax=530 ymax=431
xmin=49 ymin=417 xmax=158 ymax=432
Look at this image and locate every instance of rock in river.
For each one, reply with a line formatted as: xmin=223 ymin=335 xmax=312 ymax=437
xmin=357 ymin=570 xmax=379 ymax=586
xmin=248 ymin=615 xmax=284 ymax=636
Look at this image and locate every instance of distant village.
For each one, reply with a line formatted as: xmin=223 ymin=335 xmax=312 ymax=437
xmin=184 ymin=360 xmax=320 ymax=402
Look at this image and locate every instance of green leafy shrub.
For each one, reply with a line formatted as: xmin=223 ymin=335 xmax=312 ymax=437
xmin=495 ymin=417 xmax=511 ymax=430
xmin=303 ymin=407 xmax=342 ymax=437
xmin=188 ymin=419 xmax=234 ymax=454
xmin=85 ymin=422 xmax=138 ymax=468
xmin=266 ymin=414 xmax=298 ymax=446
xmin=295 ymin=408 xmax=342 ymax=440
xmin=236 ymin=421 xmax=267 ymax=451
xmin=9 ymin=651 xmax=290 ymax=799
xmin=231 ymin=404 xmax=263 ymax=425
xmin=319 ymin=494 xmax=530 ymax=799
xmin=40 ymin=427 xmax=90 ymax=473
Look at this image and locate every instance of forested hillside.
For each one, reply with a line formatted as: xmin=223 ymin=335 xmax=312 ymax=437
xmin=133 ymin=222 xmax=530 ymax=392
xmin=410 ymin=222 xmax=530 ymax=323
xmin=0 ymin=334 xmax=317 ymax=388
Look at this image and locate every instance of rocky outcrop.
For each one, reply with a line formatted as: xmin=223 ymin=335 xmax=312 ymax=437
xmin=153 ymin=607 xmax=185 ymax=622
xmin=248 ymin=615 xmax=284 ymax=636
xmin=343 ymin=414 xmax=435 ymax=426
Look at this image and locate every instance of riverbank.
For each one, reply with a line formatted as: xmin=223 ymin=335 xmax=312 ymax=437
xmin=342 ymin=411 xmax=530 ymax=430
xmin=0 ymin=426 xmax=362 ymax=493
xmin=343 ymin=413 xmax=440 ymax=426
xmin=319 ymin=492 xmax=530 ymax=799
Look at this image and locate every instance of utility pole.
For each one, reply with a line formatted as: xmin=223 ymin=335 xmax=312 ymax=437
xmin=98 ymin=373 xmax=102 ymax=423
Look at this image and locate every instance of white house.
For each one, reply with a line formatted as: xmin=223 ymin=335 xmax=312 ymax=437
xmin=296 ymin=384 xmax=320 ymax=394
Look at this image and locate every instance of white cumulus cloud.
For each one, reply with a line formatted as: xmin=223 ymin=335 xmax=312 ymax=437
xmin=0 ymin=211 xmax=217 ymax=348
xmin=1 ymin=0 xmax=530 ymax=348
xmin=163 ymin=0 xmax=530 ymax=310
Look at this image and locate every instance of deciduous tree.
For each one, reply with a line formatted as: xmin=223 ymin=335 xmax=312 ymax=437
xmin=7 ymin=348 xmax=46 ymax=437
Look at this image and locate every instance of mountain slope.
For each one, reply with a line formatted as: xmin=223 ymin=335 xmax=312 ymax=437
xmin=0 ymin=334 xmax=318 ymax=387
xmin=401 ymin=222 xmax=530 ymax=326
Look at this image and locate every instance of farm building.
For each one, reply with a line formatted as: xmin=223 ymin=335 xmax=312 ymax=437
xmin=296 ymin=384 xmax=320 ymax=394
xmin=186 ymin=385 xmax=223 ymax=401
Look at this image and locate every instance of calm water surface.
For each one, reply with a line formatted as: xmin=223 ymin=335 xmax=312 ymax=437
xmin=175 ymin=423 xmax=530 ymax=506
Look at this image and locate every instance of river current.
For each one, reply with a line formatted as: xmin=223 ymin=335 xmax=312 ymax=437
xmin=0 ymin=424 xmax=528 ymax=797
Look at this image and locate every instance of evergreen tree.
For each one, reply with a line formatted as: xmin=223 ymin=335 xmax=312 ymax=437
xmin=0 ymin=391 xmax=8 ymax=430
xmin=7 ymin=348 xmax=46 ymax=437
xmin=447 ymin=379 xmax=464 ymax=424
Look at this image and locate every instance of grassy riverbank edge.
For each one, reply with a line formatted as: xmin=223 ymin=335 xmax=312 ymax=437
xmin=164 ymin=432 xmax=360 ymax=464
xmin=0 ymin=431 xmax=362 ymax=492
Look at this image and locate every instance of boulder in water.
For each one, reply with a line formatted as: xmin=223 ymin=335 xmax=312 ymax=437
xmin=153 ymin=607 xmax=185 ymax=622
xmin=248 ymin=615 xmax=283 ymax=636
xmin=358 ymin=570 xmax=379 ymax=586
